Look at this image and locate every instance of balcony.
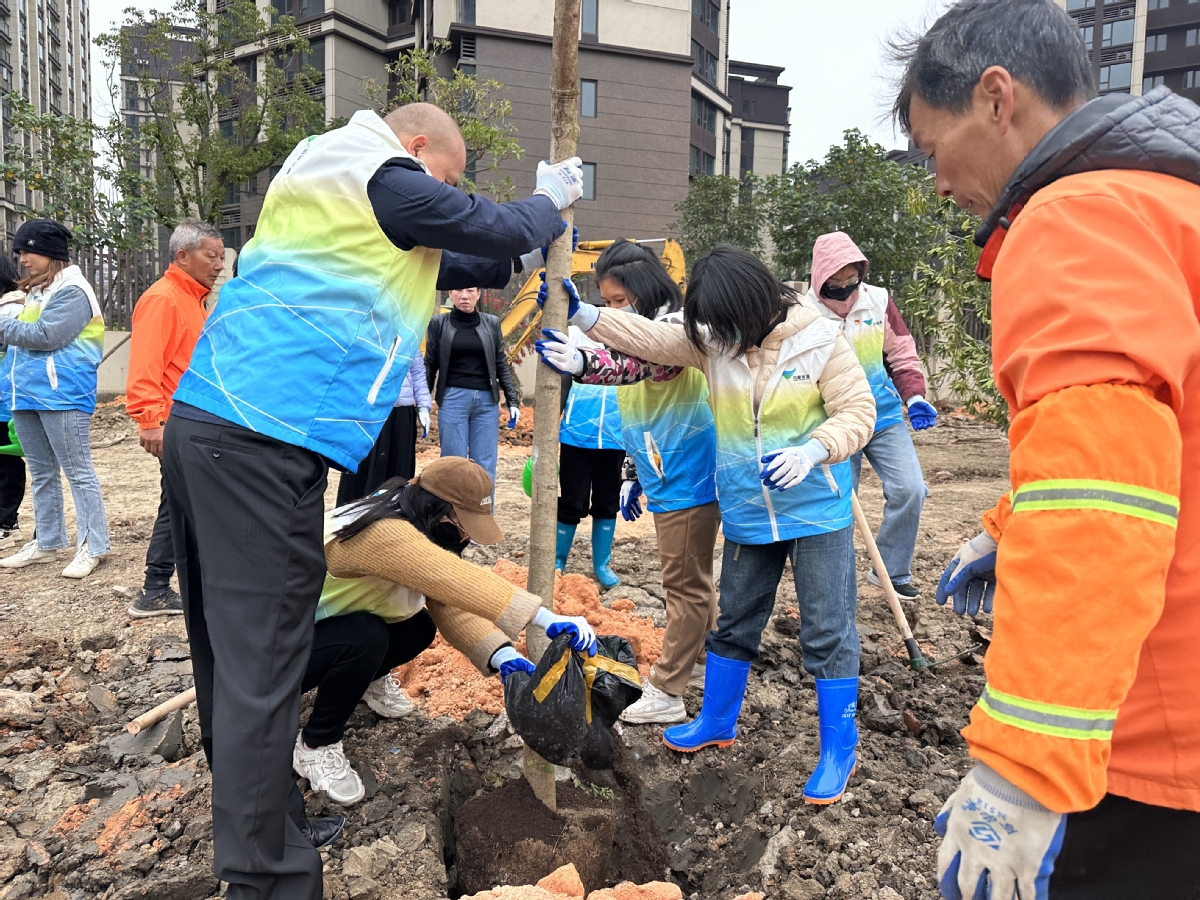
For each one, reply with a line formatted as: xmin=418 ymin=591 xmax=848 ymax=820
xmin=0 ymin=21 xmax=10 ymax=42
xmin=0 ymin=0 xmax=10 ymax=17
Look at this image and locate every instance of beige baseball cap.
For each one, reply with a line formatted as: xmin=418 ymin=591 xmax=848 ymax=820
xmin=411 ymin=457 xmax=504 ymax=545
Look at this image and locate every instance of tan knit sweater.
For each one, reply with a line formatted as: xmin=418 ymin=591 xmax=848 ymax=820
xmin=324 ymin=518 xmax=543 ymax=674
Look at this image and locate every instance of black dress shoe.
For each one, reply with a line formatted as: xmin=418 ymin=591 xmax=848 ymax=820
xmin=303 ymin=813 xmax=346 ymax=849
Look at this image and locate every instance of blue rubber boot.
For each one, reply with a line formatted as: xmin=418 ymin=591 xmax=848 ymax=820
xmin=555 ymin=522 xmax=577 ymax=573
xmin=803 ymin=676 xmax=859 ymax=804
xmin=591 ymin=518 xmax=621 ymax=589
xmin=663 ymin=652 xmax=751 ymax=752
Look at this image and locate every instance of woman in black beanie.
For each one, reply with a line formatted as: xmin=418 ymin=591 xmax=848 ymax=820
xmin=0 ymin=219 xmax=110 ymax=578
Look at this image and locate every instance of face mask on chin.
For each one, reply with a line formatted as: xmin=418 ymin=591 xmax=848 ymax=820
xmin=617 ymin=301 xmax=639 ymax=314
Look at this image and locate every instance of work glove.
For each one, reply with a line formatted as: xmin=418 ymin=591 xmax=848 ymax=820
xmin=619 ymin=479 xmax=643 ymax=522
xmin=935 ymin=763 xmax=1066 ymax=900
xmin=532 ymin=606 xmax=597 ymax=656
xmin=760 ymin=438 xmax=829 ymax=491
xmin=490 ymin=645 xmax=536 ymax=682
xmin=537 ymin=273 xmax=598 ymax=330
xmin=519 ymin=224 xmax=579 ymax=274
xmin=907 ymin=396 xmax=938 ymax=431
xmin=534 ymin=157 xmax=584 ymax=210
xmin=418 ymin=407 xmax=430 ymax=438
xmin=507 ymin=406 xmax=521 ymax=429
xmin=535 ymin=328 xmax=584 ymax=376
xmin=936 ymin=532 xmax=999 ymax=616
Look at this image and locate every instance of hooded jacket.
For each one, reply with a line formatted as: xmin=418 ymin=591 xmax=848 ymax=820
xmin=962 ymin=87 xmax=1200 ymax=814
xmin=584 ymin=303 xmax=874 ymax=544
xmin=807 ymin=232 xmax=927 ymax=432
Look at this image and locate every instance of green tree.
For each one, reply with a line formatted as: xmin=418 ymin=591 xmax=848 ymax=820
xmin=94 ymin=0 xmax=329 ymax=227
xmin=671 ymin=174 xmax=768 ymax=266
xmin=362 ymin=40 xmax=524 ymax=200
xmin=768 ymin=129 xmax=928 ymax=293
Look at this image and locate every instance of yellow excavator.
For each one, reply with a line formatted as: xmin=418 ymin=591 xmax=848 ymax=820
xmin=427 ymin=238 xmax=687 ymax=363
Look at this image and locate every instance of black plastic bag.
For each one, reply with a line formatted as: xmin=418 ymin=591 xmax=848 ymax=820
xmin=504 ymin=632 xmax=643 ymax=768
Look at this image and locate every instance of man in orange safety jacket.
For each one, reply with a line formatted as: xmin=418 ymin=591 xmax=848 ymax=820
xmin=894 ymin=1 xmax=1200 ymax=898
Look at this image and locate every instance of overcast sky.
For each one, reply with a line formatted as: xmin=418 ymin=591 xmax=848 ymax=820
xmin=728 ymin=0 xmax=949 ymax=167
xmin=87 ymin=0 xmax=950 ymax=164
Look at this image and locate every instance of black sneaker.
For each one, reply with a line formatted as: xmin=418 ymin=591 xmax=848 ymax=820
xmin=866 ymin=570 xmax=922 ymax=599
xmin=128 ymin=587 xmax=184 ymax=618
xmin=0 ymin=525 xmax=19 ymax=550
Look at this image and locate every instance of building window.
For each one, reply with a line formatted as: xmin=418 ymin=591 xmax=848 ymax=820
xmin=691 ymin=0 xmax=718 ymax=31
xmin=387 ymin=0 xmax=410 ymax=27
xmin=1143 ymin=75 xmax=1165 ymax=91
xmin=1146 ymin=33 xmax=1167 ymax=52
xmin=1101 ymin=20 xmax=1134 ymax=47
xmin=1080 ymin=25 xmax=1093 ymax=46
xmin=220 ymin=227 xmax=240 ymax=250
xmin=1099 ymin=62 xmax=1132 ymax=91
xmin=581 ymin=0 xmax=597 ymax=37
xmin=581 ymin=162 xmax=596 ymax=200
xmin=1066 ymin=0 xmax=1094 ymax=7
xmin=1147 ymin=0 xmax=1169 ymax=9
xmin=580 ymin=79 xmax=596 ymax=118
xmin=692 ymin=93 xmax=716 ymax=132
xmin=1188 ymin=70 xmax=1200 ymax=88
xmin=1188 ymin=28 xmax=1199 ymax=46
xmin=691 ymin=40 xmax=717 ymax=84
xmin=739 ymin=127 xmax=755 ymax=176
xmin=741 ymin=98 xmax=756 ymax=116
xmin=689 ymin=145 xmax=714 ymax=177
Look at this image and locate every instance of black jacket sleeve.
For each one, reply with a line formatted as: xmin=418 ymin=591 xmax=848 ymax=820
xmin=423 ymin=317 xmax=440 ymax=395
xmin=490 ymin=316 xmax=520 ymax=407
xmin=437 ymin=251 xmax=514 ymax=291
xmin=367 ymin=158 xmax=565 ymax=260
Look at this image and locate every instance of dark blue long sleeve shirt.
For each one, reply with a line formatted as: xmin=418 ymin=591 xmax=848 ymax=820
xmin=366 ymin=158 xmax=564 ymax=290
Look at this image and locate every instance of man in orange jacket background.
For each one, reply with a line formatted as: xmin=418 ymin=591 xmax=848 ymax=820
xmin=125 ymin=221 xmax=225 ymax=618
xmin=895 ymin=1 xmax=1200 ymax=898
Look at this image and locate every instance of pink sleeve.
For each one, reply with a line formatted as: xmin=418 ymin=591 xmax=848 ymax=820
xmin=578 ymin=346 xmax=684 ymax=385
xmin=883 ymin=297 xmax=927 ymax=402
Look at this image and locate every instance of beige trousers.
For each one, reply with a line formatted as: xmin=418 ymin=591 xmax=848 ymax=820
xmin=648 ymin=500 xmax=721 ymax=696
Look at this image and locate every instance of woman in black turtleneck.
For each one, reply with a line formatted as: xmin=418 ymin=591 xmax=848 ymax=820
xmin=423 ymin=287 xmax=521 ymax=491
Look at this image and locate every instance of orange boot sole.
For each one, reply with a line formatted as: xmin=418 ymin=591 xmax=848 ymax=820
xmin=662 ymin=735 xmax=736 ymax=752
xmin=802 ymin=765 xmax=856 ymax=805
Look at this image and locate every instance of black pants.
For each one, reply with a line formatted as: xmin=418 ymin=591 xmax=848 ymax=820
xmin=557 ymin=443 xmax=624 ymax=525
xmin=0 ymin=451 xmax=24 ymax=530
xmin=301 ymin=609 xmax=436 ymax=748
xmin=335 ymin=405 xmax=418 ymax=505
xmin=1049 ymin=793 xmax=1200 ymax=899
xmin=143 ymin=463 xmax=175 ymax=593
xmin=163 ymin=415 xmax=328 ymax=900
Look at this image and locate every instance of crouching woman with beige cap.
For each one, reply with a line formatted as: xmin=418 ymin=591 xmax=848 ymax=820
xmin=293 ymin=456 xmax=595 ymax=807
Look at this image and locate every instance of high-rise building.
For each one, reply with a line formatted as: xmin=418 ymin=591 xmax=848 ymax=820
xmin=1 ymin=0 xmax=91 ymax=242
xmin=1058 ymin=0 xmax=1200 ymax=101
xmin=200 ymin=0 xmax=787 ymax=247
xmin=727 ymin=61 xmax=791 ymax=179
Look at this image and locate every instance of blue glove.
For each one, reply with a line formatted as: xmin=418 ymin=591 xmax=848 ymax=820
xmin=532 ymin=606 xmax=597 ymax=656
xmin=507 ymin=406 xmax=520 ymax=429
xmin=536 ymin=273 xmax=598 ymax=329
xmin=535 ymin=328 xmax=584 ymax=376
xmin=619 ymin=479 xmax=643 ymax=522
xmin=935 ymin=532 xmax=999 ymax=616
xmin=908 ymin=397 xmax=938 ymax=431
xmin=935 ymin=763 xmax=1066 ymax=900
xmin=491 ymin=645 xmax=536 ymax=682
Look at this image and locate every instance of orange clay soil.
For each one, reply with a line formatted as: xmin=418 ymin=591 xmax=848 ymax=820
xmin=397 ymin=560 xmax=662 ymax=721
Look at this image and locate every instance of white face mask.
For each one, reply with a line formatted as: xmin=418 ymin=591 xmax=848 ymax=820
xmin=617 ymin=301 xmax=639 ymax=314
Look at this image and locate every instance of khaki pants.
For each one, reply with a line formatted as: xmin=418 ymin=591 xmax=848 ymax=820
xmin=649 ymin=500 xmax=721 ymax=696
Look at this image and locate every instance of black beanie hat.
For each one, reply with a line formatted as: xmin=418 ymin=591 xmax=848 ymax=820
xmin=12 ymin=219 xmax=72 ymax=262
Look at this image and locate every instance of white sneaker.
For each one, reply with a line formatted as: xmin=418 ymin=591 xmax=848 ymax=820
xmin=688 ymin=663 xmax=706 ymax=690
xmin=62 ymin=545 xmax=100 ymax=579
xmin=0 ymin=539 xmax=57 ymax=569
xmin=620 ymin=679 xmax=687 ymax=725
xmin=363 ymin=673 xmax=415 ymax=718
xmin=0 ymin=526 xmax=20 ymax=550
xmin=292 ymin=734 xmax=365 ymax=806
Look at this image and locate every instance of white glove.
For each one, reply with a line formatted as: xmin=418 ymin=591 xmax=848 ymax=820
xmin=760 ymin=438 xmax=829 ymax=491
xmin=534 ymin=328 xmax=584 ymax=376
xmin=507 ymin=406 xmax=521 ymax=429
xmin=417 ymin=407 xmax=430 ymax=438
xmin=534 ymin=157 xmax=584 ymax=209
xmin=531 ymin=606 xmax=597 ymax=656
xmin=518 ymin=248 xmax=544 ymax=274
xmin=935 ymin=763 xmax=1066 ymax=900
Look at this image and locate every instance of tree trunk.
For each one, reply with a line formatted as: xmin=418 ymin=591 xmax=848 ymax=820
xmin=523 ymin=0 xmax=581 ymax=813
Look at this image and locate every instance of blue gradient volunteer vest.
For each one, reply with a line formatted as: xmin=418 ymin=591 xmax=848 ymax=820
xmin=560 ymin=381 xmax=623 ymax=450
xmin=174 ymin=111 xmax=442 ymax=471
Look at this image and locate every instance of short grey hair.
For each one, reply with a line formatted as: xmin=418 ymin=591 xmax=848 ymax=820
xmin=891 ymin=0 xmax=1095 ymax=134
xmin=169 ymin=220 xmax=223 ymax=256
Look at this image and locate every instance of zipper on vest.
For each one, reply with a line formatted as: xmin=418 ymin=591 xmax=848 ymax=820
xmin=367 ymin=336 xmax=400 ymax=406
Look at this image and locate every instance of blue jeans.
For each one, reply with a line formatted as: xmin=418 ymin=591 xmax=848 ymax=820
xmin=437 ymin=387 xmax=499 ymax=488
xmin=13 ymin=409 xmax=110 ymax=555
xmin=851 ymin=422 xmax=927 ymax=584
xmin=708 ymin=525 xmax=858 ymax=679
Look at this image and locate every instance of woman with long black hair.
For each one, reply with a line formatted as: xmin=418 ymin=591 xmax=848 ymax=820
xmin=293 ymin=456 xmax=595 ymax=806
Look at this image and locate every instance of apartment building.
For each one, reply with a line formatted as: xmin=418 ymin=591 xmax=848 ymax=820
xmin=726 ymin=60 xmax=790 ymax=179
xmin=0 ymin=0 xmax=91 ymax=242
xmin=187 ymin=0 xmax=788 ymax=247
xmin=1059 ymin=0 xmax=1200 ymax=102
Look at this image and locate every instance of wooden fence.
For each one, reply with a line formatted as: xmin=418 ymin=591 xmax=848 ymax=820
xmin=75 ymin=246 xmax=166 ymax=332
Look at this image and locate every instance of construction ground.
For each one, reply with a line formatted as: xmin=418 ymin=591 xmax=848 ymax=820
xmin=0 ymin=401 xmax=1010 ymax=900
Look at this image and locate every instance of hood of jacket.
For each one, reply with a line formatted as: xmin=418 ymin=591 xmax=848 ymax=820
xmin=977 ymin=87 xmax=1200 ymax=250
xmin=809 ymin=232 xmax=869 ymax=319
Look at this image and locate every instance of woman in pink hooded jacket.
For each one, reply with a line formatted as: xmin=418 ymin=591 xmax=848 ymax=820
xmin=808 ymin=232 xmax=936 ymax=598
